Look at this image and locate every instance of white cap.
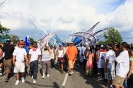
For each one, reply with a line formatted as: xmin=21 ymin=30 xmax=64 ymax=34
xmin=85 ymin=42 xmax=88 ymax=45
xmin=101 ymin=44 xmax=104 ymax=47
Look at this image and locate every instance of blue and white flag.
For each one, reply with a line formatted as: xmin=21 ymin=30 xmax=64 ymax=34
xmin=25 ymin=36 xmax=30 ymax=46
xmin=54 ymin=34 xmax=61 ymax=44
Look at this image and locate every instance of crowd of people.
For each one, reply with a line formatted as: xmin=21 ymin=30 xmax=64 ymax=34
xmin=77 ymin=42 xmax=133 ymax=88
xmin=0 ymin=39 xmax=77 ymax=85
xmin=0 ymin=39 xmax=133 ymax=88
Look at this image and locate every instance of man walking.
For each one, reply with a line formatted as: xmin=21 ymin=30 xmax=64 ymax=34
xmin=114 ymin=42 xmax=130 ymax=88
xmin=29 ymin=42 xmax=41 ymax=83
xmin=12 ymin=41 xmax=28 ymax=85
xmin=66 ymin=42 xmax=77 ymax=75
xmin=104 ymin=44 xmax=116 ymax=88
xmin=2 ymin=39 xmax=14 ymax=82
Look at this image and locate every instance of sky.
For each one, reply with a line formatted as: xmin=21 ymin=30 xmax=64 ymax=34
xmin=0 ymin=0 xmax=133 ymax=43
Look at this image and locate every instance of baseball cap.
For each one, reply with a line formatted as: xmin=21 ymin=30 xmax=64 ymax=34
xmin=101 ymin=44 xmax=104 ymax=48
xmin=18 ymin=41 xmax=24 ymax=45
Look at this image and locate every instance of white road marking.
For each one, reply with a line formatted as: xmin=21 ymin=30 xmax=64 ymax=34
xmin=62 ymin=73 xmax=68 ymax=86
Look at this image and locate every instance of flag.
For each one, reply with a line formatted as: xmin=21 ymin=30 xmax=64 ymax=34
xmin=25 ymin=36 xmax=30 ymax=46
xmin=39 ymin=32 xmax=55 ymax=48
xmin=54 ymin=34 xmax=61 ymax=44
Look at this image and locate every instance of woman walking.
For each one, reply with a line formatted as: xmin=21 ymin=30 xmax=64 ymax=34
xmin=56 ymin=45 xmax=64 ymax=74
xmin=41 ymin=46 xmax=51 ymax=79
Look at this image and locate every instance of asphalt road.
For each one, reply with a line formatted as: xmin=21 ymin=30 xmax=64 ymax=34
xmin=0 ymin=63 xmax=106 ymax=88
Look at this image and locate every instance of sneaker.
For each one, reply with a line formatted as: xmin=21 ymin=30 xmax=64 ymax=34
xmin=110 ymin=85 xmax=113 ymax=88
xmin=33 ymin=79 xmax=36 ymax=83
xmin=47 ymin=74 xmax=50 ymax=77
xmin=5 ymin=77 xmax=8 ymax=82
xmin=69 ymin=73 xmax=72 ymax=76
xmin=3 ymin=72 xmax=5 ymax=75
xmin=15 ymin=80 xmax=19 ymax=85
xmin=0 ymin=73 xmax=2 ymax=76
xmin=42 ymin=75 xmax=45 ymax=79
xmin=69 ymin=71 xmax=73 ymax=75
xmin=71 ymin=71 xmax=74 ymax=74
xmin=21 ymin=78 xmax=25 ymax=83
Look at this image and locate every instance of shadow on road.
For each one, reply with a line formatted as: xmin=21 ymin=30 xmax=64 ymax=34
xmin=25 ymin=81 xmax=60 ymax=88
xmin=74 ymin=61 xmax=106 ymax=88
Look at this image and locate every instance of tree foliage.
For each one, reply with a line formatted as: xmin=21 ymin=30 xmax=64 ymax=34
xmin=0 ymin=23 xmax=10 ymax=37
xmin=10 ymin=35 xmax=19 ymax=43
xmin=96 ymin=40 xmax=105 ymax=45
xmin=2 ymin=34 xmax=11 ymax=39
xmin=29 ymin=37 xmax=34 ymax=43
xmin=103 ymin=27 xmax=123 ymax=44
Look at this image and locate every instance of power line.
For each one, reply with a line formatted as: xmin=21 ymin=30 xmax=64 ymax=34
xmin=102 ymin=0 xmax=123 ymax=22
xmin=0 ymin=0 xmax=7 ymax=7
xmin=110 ymin=0 xmax=123 ymax=14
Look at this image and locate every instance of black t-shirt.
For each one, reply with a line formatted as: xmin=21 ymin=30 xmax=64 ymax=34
xmin=2 ymin=44 xmax=14 ymax=60
xmin=0 ymin=58 xmax=3 ymax=63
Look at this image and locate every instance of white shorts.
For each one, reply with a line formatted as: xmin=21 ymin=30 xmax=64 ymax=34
xmin=14 ymin=61 xmax=25 ymax=73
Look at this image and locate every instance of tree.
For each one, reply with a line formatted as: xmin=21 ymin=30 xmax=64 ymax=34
xmin=96 ymin=40 xmax=105 ymax=45
xmin=2 ymin=34 xmax=11 ymax=39
xmin=0 ymin=23 xmax=10 ymax=38
xmin=29 ymin=37 xmax=34 ymax=43
xmin=103 ymin=27 xmax=123 ymax=44
xmin=10 ymin=35 xmax=19 ymax=43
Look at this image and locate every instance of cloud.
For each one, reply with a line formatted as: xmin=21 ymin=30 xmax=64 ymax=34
xmin=0 ymin=0 xmax=133 ymax=43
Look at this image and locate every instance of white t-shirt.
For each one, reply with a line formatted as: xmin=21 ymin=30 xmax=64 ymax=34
xmin=58 ymin=50 xmax=64 ymax=58
xmin=77 ymin=46 xmax=85 ymax=55
xmin=97 ymin=50 xmax=106 ymax=68
xmin=115 ymin=50 xmax=129 ymax=77
xmin=105 ymin=49 xmax=116 ymax=70
xmin=29 ymin=48 xmax=41 ymax=62
xmin=13 ymin=47 xmax=27 ymax=62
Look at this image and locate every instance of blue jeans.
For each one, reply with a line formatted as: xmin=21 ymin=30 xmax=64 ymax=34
xmin=30 ymin=60 xmax=38 ymax=80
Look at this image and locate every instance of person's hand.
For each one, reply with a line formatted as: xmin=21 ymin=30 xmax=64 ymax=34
xmin=73 ymin=59 xmax=76 ymax=62
xmin=13 ymin=61 xmax=15 ymax=66
xmin=73 ymin=57 xmax=77 ymax=61
xmin=127 ymin=74 xmax=130 ymax=79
